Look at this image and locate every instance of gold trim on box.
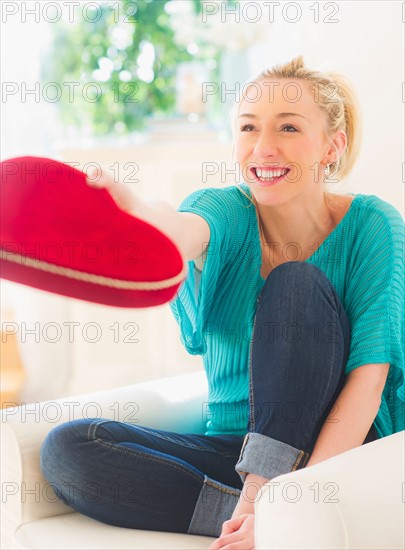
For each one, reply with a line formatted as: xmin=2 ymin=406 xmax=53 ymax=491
xmin=0 ymin=249 xmax=187 ymax=291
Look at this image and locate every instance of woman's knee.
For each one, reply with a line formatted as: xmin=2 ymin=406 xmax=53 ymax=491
xmin=264 ymin=261 xmax=331 ymax=291
xmin=40 ymin=418 xmax=96 ymax=483
xmin=259 ymin=261 xmax=349 ymax=330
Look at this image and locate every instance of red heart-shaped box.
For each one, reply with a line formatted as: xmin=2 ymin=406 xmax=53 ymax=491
xmin=0 ymin=156 xmax=186 ymax=307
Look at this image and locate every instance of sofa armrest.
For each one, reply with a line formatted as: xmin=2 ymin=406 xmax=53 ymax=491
xmin=1 ymin=371 xmax=208 ymax=547
xmin=255 ymin=431 xmax=405 ymax=550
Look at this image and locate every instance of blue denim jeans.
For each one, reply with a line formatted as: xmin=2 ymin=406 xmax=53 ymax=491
xmin=40 ymin=262 xmax=378 ymax=537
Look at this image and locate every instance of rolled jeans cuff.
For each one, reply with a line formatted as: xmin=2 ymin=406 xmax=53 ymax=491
xmin=235 ymin=432 xmax=310 ymax=482
xmin=187 ymin=476 xmax=240 ymax=537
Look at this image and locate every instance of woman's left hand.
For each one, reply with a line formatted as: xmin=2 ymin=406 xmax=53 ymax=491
xmin=207 ymin=513 xmax=255 ymax=550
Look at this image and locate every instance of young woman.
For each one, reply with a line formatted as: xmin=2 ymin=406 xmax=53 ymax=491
xmin=40 ymin=56 xmax=404 ymax=550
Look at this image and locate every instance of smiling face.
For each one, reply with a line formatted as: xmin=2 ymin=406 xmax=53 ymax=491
xmin=235 ymin=78 xmax=336 ymax=206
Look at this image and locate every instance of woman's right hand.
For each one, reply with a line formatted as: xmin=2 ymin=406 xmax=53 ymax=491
xmin=85 ymin=165 xmax=188 ymax=258
xmin=86 ymin=166 xmax=138 ymax=214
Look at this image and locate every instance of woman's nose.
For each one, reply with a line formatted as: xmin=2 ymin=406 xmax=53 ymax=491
xmin=253 ymin=132 xmax=279 ymax=159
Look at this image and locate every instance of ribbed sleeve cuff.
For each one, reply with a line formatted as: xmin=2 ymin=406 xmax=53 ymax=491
xmin=235 ymin=433 xmax=310 ymax=482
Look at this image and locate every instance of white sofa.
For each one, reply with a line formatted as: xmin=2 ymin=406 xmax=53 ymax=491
xmin=1 ymin=371 xmax=404 ymax=550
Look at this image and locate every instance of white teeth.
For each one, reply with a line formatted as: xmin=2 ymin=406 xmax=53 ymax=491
xmin=256 ymin=168 xmax=288 ymax=179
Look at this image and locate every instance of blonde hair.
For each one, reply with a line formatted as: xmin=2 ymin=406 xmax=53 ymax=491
xmin=231 ymin=55 xmax=362 ymax=204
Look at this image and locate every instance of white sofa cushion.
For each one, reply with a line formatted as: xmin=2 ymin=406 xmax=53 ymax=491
xmin=14 ymin=513 xmax=213 ymax=550
xmin=1 ymin=371 xmax=208 ymax=550
xmin=255 ymin=431 xmax=405 ymax=550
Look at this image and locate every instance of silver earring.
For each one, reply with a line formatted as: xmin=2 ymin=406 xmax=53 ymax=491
xmin=324 ymin=164 xmax=331 ymax=176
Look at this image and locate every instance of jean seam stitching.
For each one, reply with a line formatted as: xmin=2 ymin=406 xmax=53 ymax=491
xmin=317 ymin=315 xmax=339 ymax=414
xmin=124 ymin=426 xmax=233 ymax=458
xmin=204 ymin=478 xmax=241 ymax=497
xmin=127 ymin=425 xmax=239 ymax=458
xmin=249 ymin=301 xmax=260 ymax=432
xmin=133 ymin=425 xmax=207 ymax=449
xmin=291 ymin=450 xmax=307 ymax=471
xmin=88 ymin=419 xmax=106 ymax=440
xmin=92 ymin=438 xmax=204 ymax=483
xmin=87 ymin=420 xmax=236 ymax=458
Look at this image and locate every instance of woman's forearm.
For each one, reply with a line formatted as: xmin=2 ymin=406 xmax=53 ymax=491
xmin=231 ymin=473 xmax=268 ymax=518
xmin=306 ymin=378 xmax=381 ymax=467
xmin=87 ymin=168 xmax=190 ymax=258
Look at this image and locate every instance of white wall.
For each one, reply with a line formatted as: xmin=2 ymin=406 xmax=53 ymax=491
xmin=247 ymin=0 xmax=404 ymax=212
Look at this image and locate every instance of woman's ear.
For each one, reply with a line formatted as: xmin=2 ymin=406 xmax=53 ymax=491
xmin=322 ymin=129 xmax=347 ymax=165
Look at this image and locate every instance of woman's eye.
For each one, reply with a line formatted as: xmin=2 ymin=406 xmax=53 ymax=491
xmin=281 ymin=125 xmax=298 ymax=132
xmin=240 ymin=124 xmax=255 ymax=132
